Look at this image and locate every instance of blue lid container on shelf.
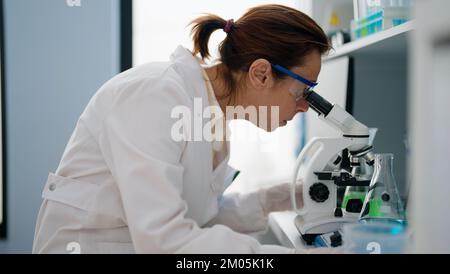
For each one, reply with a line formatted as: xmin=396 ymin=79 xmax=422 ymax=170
xmin=351 ymin=7 xmax=409 ymax=40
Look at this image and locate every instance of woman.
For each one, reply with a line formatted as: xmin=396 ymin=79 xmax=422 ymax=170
xmin=33 ymin=4 xmax=330 ymax=254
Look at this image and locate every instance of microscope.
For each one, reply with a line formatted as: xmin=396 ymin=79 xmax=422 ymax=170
xmin=291 ymin=90 xmax=375 ymax=244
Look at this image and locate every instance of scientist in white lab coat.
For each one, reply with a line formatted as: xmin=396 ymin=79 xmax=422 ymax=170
xmin=33 ymin=4 xmax=331 ymax=254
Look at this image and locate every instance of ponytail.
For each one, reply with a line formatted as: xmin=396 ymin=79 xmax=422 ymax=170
xmin=190 ymin=14 xmax=228 ymax=60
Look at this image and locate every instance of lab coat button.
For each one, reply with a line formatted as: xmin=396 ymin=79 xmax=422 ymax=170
xmin=49 ymin=183 xmax=56 ymax=191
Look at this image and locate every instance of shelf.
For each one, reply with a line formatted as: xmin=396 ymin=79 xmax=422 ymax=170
xmin=324 ymin=21 xmax=415 ymax=61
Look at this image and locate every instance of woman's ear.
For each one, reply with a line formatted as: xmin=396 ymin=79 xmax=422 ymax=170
xmin=248 ymin=59 xmax=273 ymax=89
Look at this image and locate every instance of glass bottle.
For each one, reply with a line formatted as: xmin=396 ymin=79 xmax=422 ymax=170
xmin=359 ymin=154 xmax=406 ymax=224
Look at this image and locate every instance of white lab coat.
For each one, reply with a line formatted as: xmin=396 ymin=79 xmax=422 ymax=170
xmin=32 ymin=46 xmax=292 ymax=254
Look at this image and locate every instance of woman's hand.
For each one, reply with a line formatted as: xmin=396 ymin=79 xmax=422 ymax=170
xmin=258 ymin=181 xmax=303 ymax=216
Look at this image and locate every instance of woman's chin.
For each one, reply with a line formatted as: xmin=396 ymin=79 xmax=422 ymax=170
xmin=254 ymin=120 xmax=287 ymax=132
xmin=265 ymin=120 xmax=287 ymax=132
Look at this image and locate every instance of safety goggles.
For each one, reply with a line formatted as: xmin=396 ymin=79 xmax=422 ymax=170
xmin=272 ymin=64 xmax=318 ymax=101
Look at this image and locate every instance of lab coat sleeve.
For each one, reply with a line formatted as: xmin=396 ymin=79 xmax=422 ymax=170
xmin=97 ymin=78 xmax=293 ymax=254
xmin=206 ymin=190 xmax=269 ymax=233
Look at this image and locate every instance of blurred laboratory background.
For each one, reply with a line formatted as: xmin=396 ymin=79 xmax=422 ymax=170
xmin=0 ymin=0 xmax=449 ymax=253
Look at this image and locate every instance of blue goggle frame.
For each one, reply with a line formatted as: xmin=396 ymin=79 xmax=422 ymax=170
xmin=271 ymin=64 xmax=318 ymax=88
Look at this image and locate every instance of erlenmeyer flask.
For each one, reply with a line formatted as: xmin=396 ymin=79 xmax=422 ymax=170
xmin=359 ymin=154 xmax=406 ymax=224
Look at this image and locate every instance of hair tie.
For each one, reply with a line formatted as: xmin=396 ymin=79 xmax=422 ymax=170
xmin=223 ymin=19 xmax=234 ymax=34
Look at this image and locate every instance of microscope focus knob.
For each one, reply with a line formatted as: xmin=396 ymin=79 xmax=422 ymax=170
xmin=309 ymin=183 xmax=330 ymax=203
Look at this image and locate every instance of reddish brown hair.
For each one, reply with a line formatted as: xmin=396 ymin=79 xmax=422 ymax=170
xmin=190 ymin=4 xmax=330 ymax=98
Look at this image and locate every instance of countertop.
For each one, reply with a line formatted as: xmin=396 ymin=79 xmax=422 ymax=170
xmin=268 ymin=211 xmax=311 ymax=250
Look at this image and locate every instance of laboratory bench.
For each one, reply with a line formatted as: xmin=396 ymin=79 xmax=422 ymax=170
xmin=254 ymin=211 xmax=318 ymax=250
xmin=267 ymin=211 xmax=309 ymax=250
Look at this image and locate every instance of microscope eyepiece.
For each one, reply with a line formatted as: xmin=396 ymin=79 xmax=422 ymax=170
xmin=304 ymin=90 xmax=333 ymax=116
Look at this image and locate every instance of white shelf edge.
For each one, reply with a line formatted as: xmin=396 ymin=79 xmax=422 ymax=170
xmin=324 ymin=20 xmax=415 ymax=61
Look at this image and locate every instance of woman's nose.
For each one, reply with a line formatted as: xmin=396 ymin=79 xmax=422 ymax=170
xmin=296 ymin=99 xmax=309 ymax=113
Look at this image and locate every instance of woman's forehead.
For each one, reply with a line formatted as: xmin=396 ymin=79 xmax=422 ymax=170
xmin=291 ymin=53 xmax=322 ymax=82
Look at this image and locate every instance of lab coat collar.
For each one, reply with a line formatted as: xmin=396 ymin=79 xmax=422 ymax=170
xmin=170 ymin=45 xmax=208 ymax=101
xmin=170 ymin=46 xmax=237 ymax=196
xmin=170 ymin=46 xmax=220 ymax=176
xmin=169 ymin=46 xmax=228 ymax=124
xmin=170 ymin=45 xmax=230 ymax=141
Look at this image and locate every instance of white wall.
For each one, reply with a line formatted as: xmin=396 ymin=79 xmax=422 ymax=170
xmin=133 ymin=0 xmax=304 ymax=64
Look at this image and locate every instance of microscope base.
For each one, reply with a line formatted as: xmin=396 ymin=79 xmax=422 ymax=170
xmin=294 ymin=214 xmax=357 ymax=245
